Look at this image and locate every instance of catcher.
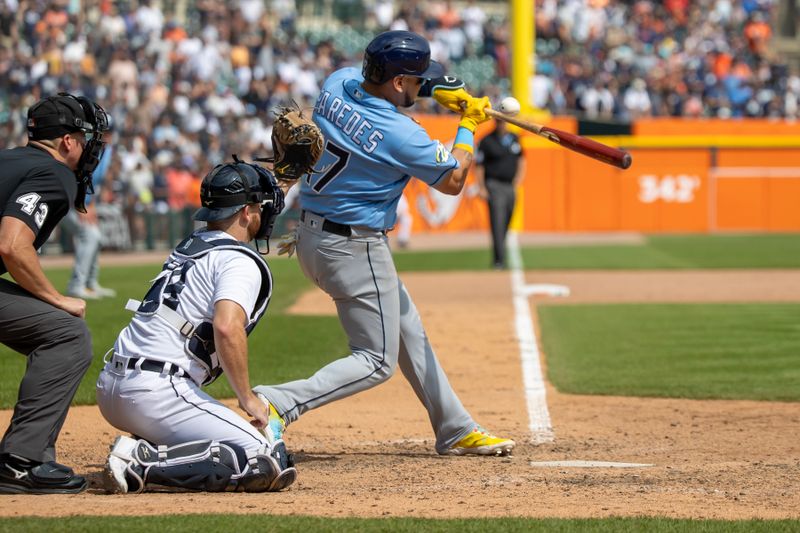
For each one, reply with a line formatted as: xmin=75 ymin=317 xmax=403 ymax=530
xmin=96 ymin=149 xmax=317 ymax=493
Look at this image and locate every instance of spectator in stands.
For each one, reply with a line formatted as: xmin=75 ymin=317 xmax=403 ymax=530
xmin=0 ymin=0 xmax=790 ymax=254
xmin=623 ymin=78 xmax=653 ymax=119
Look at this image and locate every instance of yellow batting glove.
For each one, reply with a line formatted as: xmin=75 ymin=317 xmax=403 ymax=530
xmin=458 ymin=96 xmax=491 ymax=133
xmin=432 ymin=87 xmax=475 ymax=114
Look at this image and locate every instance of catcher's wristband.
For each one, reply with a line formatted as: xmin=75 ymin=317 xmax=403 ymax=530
xmin=453 ymin=126 xmax=474 ymax=154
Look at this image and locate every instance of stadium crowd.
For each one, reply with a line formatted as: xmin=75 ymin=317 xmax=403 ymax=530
xmin=532 ymin=0 xmax=789 ymax=120
xmin=0 ymin=0 xmax=792 ymax=249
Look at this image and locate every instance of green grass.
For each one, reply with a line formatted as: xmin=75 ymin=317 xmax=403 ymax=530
xmin=0 ymin=516 xmax=798 ymax=533
xmin=2 ymin=232 xmax=800 ymax=408
xmin=0 ymin=259 xmax=348 ymax=408
xmin=539 ymin=303 xmax=800 ymax=401
xmin=393 ymin=233 xmax=800 ymax=271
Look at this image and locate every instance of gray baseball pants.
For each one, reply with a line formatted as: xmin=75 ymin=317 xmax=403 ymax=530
xmin=0 ymin=278 xmax=93 ymax=463
xmin=255 ymin=212 xmax=475 ymax=453
xmin=61 ymin=210 xmax=102 ymax=294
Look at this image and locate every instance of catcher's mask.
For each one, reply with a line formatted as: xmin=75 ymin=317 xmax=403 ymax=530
xmin=362 ymin=30 xmax=444 ymax=84
xmin=194 ymin=156 xmax=285 ymax=250
xmin=27 ymin=92 xmax=110 ymax=212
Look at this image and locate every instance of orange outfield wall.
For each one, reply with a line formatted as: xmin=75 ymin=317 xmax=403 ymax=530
xmin=407 ymin=115 xmax=800 ymax=233
xmin=712 ymin=149 xmax=800 ymax=231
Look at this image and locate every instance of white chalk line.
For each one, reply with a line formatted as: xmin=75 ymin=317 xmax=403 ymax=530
xmin=507 ymin=231 xmax=555 ymax=444
xmin=530 ymin=460 xmax=654 ymax=468
xmin=507 ymin=237 xmax=658 ymax=468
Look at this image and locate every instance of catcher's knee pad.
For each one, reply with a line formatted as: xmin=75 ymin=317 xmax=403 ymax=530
xmin=106 ymin=436 xmax=257 ymax=493
xmin=237 ymin=440 xmax=297 ymax=492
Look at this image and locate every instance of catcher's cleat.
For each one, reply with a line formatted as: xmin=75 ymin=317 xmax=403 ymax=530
xmin=445 ymin=426 xmax=516 ymax=456
xmin=256 ymin=393 xmax=286 ymax=445
xmin=103 ymin=435 xmax=144 ymax=494
xmin=267 ymin=440 xmax=297 ymax=492
xmin=269 ymin=467 xmax=297 ymax=492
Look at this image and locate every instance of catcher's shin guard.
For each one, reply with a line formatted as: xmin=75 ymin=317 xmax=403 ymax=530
xmin=141 ymin=440 xmax=239 ymax=492
xmin=103 ymin=436 xmax=290 ymax=493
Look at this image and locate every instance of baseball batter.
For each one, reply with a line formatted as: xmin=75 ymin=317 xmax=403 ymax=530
xmin=96 ymin=159 xmax=296 ymax=493
xmin=256 ymin=30 xmax=515 ymax=456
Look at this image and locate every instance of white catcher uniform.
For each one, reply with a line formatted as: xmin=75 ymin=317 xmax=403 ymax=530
xmin=96 ymin=229 xmax=291 ymax=492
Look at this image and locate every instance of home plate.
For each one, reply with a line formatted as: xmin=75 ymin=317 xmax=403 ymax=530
xmin=530 ymin=460 xmax=654 ymax=468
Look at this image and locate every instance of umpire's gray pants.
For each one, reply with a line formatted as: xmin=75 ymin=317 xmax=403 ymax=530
xmin=486 ymin=180 xmax=516 ymax=267
xmin=0 ymin=278 xmax=93 ymax=463
xmin=255 ymin=213 xmax=474 ymax=453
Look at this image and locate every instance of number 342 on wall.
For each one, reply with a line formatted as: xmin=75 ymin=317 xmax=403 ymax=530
xmin=638 ymin=175 xmax=701 ymax=204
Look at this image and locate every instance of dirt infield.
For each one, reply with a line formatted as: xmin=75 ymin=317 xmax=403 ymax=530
xmin=1 ymin=268 xmax=799 ymax=520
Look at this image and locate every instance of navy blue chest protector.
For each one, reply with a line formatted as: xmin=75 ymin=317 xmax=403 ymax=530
xmin=127 ymin=232 xmax=271 ymax=385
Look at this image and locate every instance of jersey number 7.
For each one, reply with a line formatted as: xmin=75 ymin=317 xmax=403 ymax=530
xmin=308 ymin=140 xmax=350 ymax=193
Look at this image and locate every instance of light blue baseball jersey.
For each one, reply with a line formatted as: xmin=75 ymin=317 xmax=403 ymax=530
xmin=300 ymin=67 xmax=459 ymax=231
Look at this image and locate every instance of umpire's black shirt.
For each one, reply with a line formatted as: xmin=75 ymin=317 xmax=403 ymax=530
xmin=477 ymin=131 xmax=522 ymax=184
xmin=0 ymin=145 xmax=76 ymax=275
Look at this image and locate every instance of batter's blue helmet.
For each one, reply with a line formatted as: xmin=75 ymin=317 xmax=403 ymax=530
xmin=362 ymin=31 xmax=444 ymax=84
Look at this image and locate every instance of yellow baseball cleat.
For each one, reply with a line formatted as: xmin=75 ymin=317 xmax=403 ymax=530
xmin=446 ymin=426 xmax=516 ymax=456
xmin=256 ymin=393 xmax=286 ymax=445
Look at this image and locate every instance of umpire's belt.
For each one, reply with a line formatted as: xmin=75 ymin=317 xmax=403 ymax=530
xmin=300 ymin=210 xmax=351 ymax=237
xmin=127 ymin=357 xmax=184 ymax=376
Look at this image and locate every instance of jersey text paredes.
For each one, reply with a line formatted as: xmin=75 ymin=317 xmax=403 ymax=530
xmin=315 ymin=91 xmax=384 ymax=154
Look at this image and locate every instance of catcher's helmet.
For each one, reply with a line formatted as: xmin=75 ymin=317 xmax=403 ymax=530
xmin=362 ymin=30 xmax=444 ymax=84
xmin=194 ymin=158 xmax=285 ymax=241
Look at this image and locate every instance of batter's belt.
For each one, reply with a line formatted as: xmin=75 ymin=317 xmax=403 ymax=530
xmin=300 ymin=210 xmax=352 ymax=237
xmin=300 ymin=210 xmax=389 ymax=238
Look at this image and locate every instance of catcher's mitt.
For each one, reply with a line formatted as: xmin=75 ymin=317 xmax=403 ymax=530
xmin=270 ymin=105 xmax=324 ymax=183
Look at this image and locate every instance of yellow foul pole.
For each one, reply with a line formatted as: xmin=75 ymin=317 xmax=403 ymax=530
xmin=511 ymin=0 xmax=534 ymax=113
xmin=509 ymin=0 xmax=534 ymax=231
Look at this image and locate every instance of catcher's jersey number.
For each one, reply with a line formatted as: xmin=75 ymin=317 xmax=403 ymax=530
xmin=308 ymin=141 xmax=350 ymax=193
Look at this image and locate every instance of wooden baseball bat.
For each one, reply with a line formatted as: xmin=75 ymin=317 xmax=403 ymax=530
xmin=485 ymin=108 xmax=633 ymax=170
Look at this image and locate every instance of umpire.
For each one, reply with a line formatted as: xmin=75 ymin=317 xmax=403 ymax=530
xmin=0 ymin=93 xmax=109 ymax=494
xmin=475 ymin=119 xmax=526 ymax=269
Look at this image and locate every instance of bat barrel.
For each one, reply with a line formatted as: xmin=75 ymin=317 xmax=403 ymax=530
xmin=539 ymin=126 xmax=632 ymax=170
xmin=486 ymin=110 xmax=632 ymax=169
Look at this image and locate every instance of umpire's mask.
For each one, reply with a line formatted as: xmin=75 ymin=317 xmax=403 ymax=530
xmin=194 ymin=156 xmax=285 ymax=252
xmin=27 ymin=92 xmax=110 ymax=212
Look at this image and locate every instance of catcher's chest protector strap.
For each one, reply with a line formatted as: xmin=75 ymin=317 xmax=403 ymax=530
xmin=125 ymin=233 xmax=272 ymax=384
